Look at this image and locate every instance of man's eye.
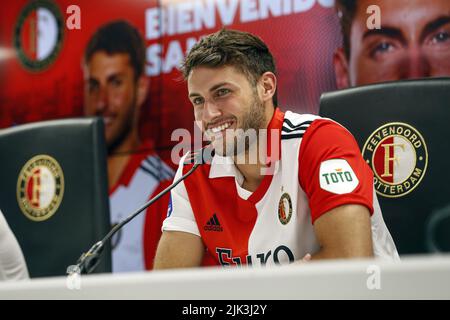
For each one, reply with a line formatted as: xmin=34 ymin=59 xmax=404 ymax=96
xmin=431 ymin=31 xmax=450 ymax=44
xmin=216 ymin=88 xmax=230 ymax=97
xmin=192 ymin=97 xmax=204 ymax=105
xmin=111 ymin=79 xmax=123 ymax=87
xmin=373 ymin=42 xmax=394 ymax=54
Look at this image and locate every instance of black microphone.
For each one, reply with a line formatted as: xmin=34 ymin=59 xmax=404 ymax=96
xmin=67 ymin=146 xmax=214 ymax=275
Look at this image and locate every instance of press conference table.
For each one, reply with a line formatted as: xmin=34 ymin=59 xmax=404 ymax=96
xmin=1 ymin=255 xmax=449 ymax=299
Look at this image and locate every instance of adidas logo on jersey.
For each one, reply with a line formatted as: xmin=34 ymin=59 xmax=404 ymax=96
xmin=204 ymin=213 xmax=223 ymax=232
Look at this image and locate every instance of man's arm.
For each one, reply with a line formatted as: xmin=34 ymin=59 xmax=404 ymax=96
xmin=0 ymin=210 xmax=29 ymax=280
xmin=153 ymin=231 xmax=205 ymax=269
xmin=310 ymin=204 xmax=373 ymax=260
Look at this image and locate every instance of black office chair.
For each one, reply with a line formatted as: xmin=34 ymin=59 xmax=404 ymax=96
xmin=0 ymin=117 xmax=111 ymax=277
xmin=319 ymin=78 xmax=450 ymax=255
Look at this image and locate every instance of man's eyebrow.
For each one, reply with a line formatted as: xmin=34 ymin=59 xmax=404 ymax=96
xmin=209 ymin=82 xmax=231 ymax=92
xmin=188 ymin=92 xmax=200 ymax=98
xmin=189 ymin=82 xmax=232 ymax=98
xmin=421 ymin=16 xmax=450 ymax=41
xmin=362 ymin=27 xmax=405 ymax=43
xmin=106 ymin=73 xmax=125 ymax=82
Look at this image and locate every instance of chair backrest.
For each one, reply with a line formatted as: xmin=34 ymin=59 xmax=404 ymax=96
xmin=319 ymin=78 xmax=450 ymax=255
xmin=0 ymin=117 xmax=111 ymax=277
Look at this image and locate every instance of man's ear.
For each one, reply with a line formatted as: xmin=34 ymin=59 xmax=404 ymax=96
xmin=136 ymin=75 xmax=149 ymax=108
xmin=259 ymin=72 xmax=277 ymax=103
xmin=333 ymin=48 xmax=351 ymax=90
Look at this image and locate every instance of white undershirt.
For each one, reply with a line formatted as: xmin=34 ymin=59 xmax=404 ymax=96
xmin=234 ymin=170 xmax=252 ymax=200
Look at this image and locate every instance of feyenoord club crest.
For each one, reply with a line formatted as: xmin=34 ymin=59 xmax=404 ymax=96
xmin=362 ymin=123 xmax=428 ymax=198
xmin=278 ymin=193 xmax=293 ymax=225
xmin=14 ymin=0 xmax=64 ymax=71
xmin=17 ymin=155 xmax=65 ymax=221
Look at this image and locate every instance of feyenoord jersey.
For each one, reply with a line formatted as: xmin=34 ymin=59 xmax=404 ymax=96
xmin=162 ymin=109 xmax=399 ymax=267
xmin=109 ymin=143 xmax=174 ymax=272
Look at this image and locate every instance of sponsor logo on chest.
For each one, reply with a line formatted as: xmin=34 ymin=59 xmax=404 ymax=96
xmin=215 ymin=246 xmax=295 ymax=267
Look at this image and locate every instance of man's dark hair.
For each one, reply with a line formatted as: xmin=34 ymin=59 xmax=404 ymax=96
xmin=335 ymin=0 xmax=358 ymax=59
xmin=84 ymin=20 xmax=145 ymax=79
xmin=182 ymin=29 xmax=278 ymax=107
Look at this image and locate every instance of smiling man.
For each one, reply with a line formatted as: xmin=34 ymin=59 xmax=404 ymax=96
xmin=83 ymin=21 xmax=174 ymax=272
xmin=154 ymin=29 xmax=399 ymax=269
xmin=334 ymin=0 xmax=450 ymax=88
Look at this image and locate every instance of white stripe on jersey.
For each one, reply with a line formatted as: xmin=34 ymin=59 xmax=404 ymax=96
xmin=281 ymin=111 xmax=320 ymax=140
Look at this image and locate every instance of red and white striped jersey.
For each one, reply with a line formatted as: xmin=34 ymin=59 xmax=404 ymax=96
xmin=109 ymin=142 xmax=174 ymax=272
xmin=163 ymin=109 xmax=399 ymax=266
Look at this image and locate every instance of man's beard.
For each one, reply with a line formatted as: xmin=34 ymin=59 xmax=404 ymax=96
xmin=215 ymin=94 xmax=266 ymax=159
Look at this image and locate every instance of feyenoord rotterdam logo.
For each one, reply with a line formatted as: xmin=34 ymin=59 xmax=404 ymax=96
xmin=14 ymin=0 xmax=64 ymax=71
xmin=362 ymin=122 xmax=428 ymax=198
xmin=278 ymin=192 xmax=293 ymax=225
xmin=17 ymin=155 xmax=65 ymax=221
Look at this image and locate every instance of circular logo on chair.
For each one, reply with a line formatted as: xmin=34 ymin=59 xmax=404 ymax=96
xmin=278 ymin=193 xmax=293 ymax=225
xmin=362 ymin=122 xmax=428 ymax=198
xmin=17 ymin=155 xmax=64 ymax=221
xmin=14 ymin=0 xmax=64 ymax=71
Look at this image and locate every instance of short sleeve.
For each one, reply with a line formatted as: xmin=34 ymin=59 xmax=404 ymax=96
xmin=161 ymin=154 xmax=200 ymax=236
xmin=298 ymin=119 xmax=374 ymax=224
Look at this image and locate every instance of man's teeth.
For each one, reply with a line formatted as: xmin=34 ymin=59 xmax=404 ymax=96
xmin=208 ymin=122 xmax=233 ymax=135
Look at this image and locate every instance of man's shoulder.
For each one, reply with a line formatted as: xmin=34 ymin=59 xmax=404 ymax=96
xmin=283 ymin=110 xmax=322 ymax=125
xmin=281 ymin=111 xmax=322 ymax=141
xmin=282 ymin=111 xmax=352 ymax=142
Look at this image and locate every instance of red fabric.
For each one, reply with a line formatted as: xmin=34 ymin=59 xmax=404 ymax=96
xmin=183 ymin=164 xmax=258 ymax=266
xmin=298 ymin=119 xmax=374 ymax=224
xmin=248 ymin=108 xmax=284 ymax=204
xmin=143 ymin=180 xmax=172 ymax=270
xmin=181 ymin=109 xmax=284 ymax=266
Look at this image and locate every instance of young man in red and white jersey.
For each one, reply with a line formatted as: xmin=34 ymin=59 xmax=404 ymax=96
xmin=83 ymin=21 xmax=174 ymax=272
xmin=154 ymin=29 xmax=399 ymax=269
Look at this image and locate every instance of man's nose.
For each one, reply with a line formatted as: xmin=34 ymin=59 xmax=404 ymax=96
xmin=400 ymin=47 xmax=431 ymax=79
xmin=202 ymin=100 xmax=222 ymax=124
xmin=96 ymin=86 xmax=108 ymax=113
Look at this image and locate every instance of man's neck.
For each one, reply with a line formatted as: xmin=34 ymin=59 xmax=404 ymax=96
xmin=233 ymin=106 xmax=276 ymax=192
xmin=235 ymin=163 xmax=266 ymax=193
xmin=233 ymin=137 xmax=268 ymax=193
xmin=107 ymin=131 xmax=140 ymax=190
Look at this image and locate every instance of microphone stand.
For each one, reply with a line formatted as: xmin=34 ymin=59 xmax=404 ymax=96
xmin=68 ymin=148 xmax=211 ymax=275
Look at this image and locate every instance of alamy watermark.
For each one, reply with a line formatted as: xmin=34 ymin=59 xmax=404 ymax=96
xmin=171 ymin=125 xmax=281 ymax=175
xmin=366 ymin=5 xmax=381 ymax=30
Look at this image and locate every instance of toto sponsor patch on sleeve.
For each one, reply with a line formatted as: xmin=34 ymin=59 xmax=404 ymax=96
xmin=319 ymin=159 xmax=359 ymax=194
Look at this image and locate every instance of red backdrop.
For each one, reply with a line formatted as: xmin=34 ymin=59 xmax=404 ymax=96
xmin=0 ymin=0 xmax=342 ymax=161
